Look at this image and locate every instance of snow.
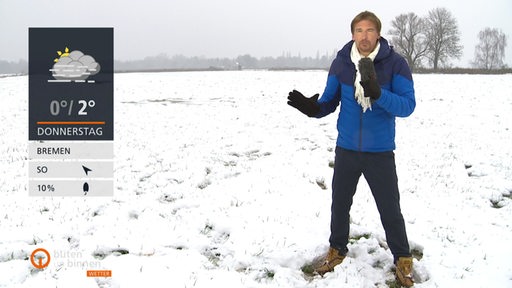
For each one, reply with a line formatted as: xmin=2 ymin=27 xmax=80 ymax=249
xmin=1 ymin=71 xmax=512 ymax=287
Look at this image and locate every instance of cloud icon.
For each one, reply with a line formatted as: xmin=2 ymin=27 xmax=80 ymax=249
xmin=51 ymin=50 xmax=101 ymax=81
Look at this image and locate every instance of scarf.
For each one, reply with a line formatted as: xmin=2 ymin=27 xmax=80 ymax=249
xmin=350 ymin=41 xmax=380 ymax=112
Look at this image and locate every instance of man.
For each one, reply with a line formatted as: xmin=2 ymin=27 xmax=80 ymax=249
xmin=287 ymin=11 xmax=415 ymax=287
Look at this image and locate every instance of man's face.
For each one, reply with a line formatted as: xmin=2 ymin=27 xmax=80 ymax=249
xmin=352 ymin=19 xmax=380 ymax=57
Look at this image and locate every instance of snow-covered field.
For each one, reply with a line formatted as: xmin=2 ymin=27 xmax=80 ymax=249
xmin=1 ymin=71 xmax=511 ymax=287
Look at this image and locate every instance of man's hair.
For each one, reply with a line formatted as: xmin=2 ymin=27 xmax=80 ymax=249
xmin=351 ymin=11 xmax=381 ymax=34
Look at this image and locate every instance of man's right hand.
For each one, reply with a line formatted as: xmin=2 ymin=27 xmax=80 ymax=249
xmin=287 ymin=90 xmax=320 ymax=117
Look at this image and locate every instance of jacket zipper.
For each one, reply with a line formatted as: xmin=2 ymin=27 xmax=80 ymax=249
xmin=353 ymin=67 xmax=363 ymax=152
xmin=358 ymin=108 xmax=363 ymax=151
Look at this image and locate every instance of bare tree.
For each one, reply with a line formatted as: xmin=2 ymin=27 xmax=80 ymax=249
xmin=472 ymin=28 xmax=508 ymax=69
xmin=388 ymin=12 xmax=428 ymax=72
xmin=424 ymin=7 xmax=463 ymax=70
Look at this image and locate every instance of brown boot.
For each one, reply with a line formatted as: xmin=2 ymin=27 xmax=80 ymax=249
xmin=314 ymin=247 xmax=345 ymax=276
xmin=395 ymin=257 xmax=414 ymax=287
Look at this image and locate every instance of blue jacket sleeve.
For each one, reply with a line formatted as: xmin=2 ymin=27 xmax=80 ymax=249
xmin=315 ymin=74 xmax=341 ymax=118
xmin=375 ymin=58 xmax=415 ymax=117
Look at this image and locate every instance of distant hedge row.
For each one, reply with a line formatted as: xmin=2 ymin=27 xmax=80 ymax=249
xmin=413 ymin=68 xmax=512 ymax=74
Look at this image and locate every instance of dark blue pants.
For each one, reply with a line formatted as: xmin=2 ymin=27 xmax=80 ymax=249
xmin=329 ymin=147 xmax=411 ymax=262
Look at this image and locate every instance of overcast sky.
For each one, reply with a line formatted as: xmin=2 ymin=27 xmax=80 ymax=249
xmin=1 ymin=0 xmax=511 ymax=67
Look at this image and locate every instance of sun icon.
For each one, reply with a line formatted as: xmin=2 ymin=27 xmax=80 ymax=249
xmin=54 ymin=47 xmax=70 ymax=63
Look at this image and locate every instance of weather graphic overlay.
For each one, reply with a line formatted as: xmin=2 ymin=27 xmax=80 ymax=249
xmin=28 ymin=28 xmax=114 ymax=197
xmin=50 ymin=47 xmax=101 ymax=83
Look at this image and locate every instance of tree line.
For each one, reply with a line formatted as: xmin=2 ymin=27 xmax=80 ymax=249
xmin=0 ymin=52 xmax=337 ymax=75
xmin=389 ymin=7 xmax=508 ymax=72
xmin=114 ymin=51 xmax=338 ymax=72
xmin=0 ymin=59 xmax=27 ymax=75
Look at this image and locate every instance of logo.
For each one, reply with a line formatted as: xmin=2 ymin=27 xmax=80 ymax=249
xmin=30 ymin=248 xmax=112 ymax=277
xmin=30 ymin=248 xmax=51 ymax=269
xmin=86 ymin=270 xmax=112 ymax=278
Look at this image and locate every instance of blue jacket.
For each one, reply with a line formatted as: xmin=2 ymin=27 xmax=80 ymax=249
xmin=316 ymin=37 xmax=415 ymax=152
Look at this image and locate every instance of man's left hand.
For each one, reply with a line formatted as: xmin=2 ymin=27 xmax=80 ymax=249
xmin=358 ymin=58 xmax=381 ymax=101
xmin=360 ymin=78 xmax=381 ymax=101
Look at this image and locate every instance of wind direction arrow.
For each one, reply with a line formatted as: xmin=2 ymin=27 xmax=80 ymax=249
xmin=82 ymin=165 xmax=92 ymax=176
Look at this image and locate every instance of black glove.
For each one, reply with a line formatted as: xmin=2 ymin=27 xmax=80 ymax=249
xmin=287 ymin=90 xmax=320 ymax=117
xmin=358 ymin=58 xmax=381 ymax=101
